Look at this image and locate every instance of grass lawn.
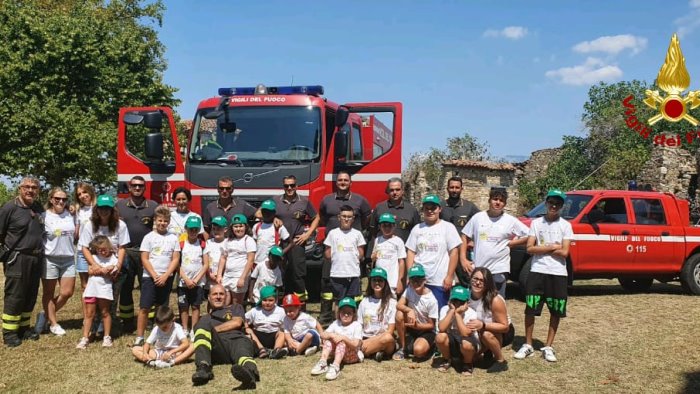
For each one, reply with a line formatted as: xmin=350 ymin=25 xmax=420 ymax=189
xmin=0 ymin=277 xmax=699 ymax=393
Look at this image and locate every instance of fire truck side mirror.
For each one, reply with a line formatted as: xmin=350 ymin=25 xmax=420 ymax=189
xmin=334 ymin=128 xmax=349 ymax=162
xmin=335 ymin=107 xmax=349 ymax=128
xmin=142 ymin=111 xmax=163 ymax=129
xmin=145 ymin=132 xmax=164 ymax=162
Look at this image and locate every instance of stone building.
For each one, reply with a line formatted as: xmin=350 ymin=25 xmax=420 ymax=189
xmin=637 ymin=145 xmax=697 ymax=199
xmin=441 ymin=160 xmax=521 ymax=214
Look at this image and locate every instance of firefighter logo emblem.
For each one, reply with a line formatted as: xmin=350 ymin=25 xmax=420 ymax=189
xmin=644 ymin=34 xmax=700 ymax=126
xmin=141 ymin=217 xmax=153 ymax=226
xmin=457 ymin=218 xmax=467 ymax=228
xmin=294 ymin=210 xmax=304 ymax=220
xmin=224 ymin=312 xmax=232 ymax=321
xmin=399 ymin=219 xmax=409 ymax=230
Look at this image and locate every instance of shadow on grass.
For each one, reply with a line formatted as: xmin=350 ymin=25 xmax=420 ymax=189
xmin=511 ymin=336 xmax=544 ymax=352
xmin=683 ymin=370 xmax=700 ymax=393
xmin=505 ymin=280 xmax=688 ymax=299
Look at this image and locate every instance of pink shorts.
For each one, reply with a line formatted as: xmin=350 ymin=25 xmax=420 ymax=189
xmin=84 ymin=297 xmax=97 ymax=304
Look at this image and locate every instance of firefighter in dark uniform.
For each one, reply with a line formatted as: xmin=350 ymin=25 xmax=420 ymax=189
xmin=0 ymin=177 xmax=45 ymax=347
xmin=272 ymin=175 xmax=319 ymax=303
xmin=442 ymin=176 xmax=480 ymax=286
xmin=318 ymin=171 xmax=371 ymax=325
xmin=115 ymin=175 xmax=157 ymax=332
xmin=191 ymin=284 xmax=259 ymax=390
xmin=202 ymin=176 xmax=257 ymax=235
xmin=369 ymin=177 xmax=420 ymax=243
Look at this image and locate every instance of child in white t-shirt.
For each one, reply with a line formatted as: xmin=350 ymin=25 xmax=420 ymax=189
xmin=131 ymin=306 xmax=194 ymax=369
xmin=178 ymin=216 xmax=208 ymax=336
xmin=435 ymin=286 xmax=480 ymax=375
xmin=358 ymin=267 xmax=397 ymax=362
xmin=282 ymin=293 xmax=324 ymax=356
xmin=137 ymin=205 xmax=181 ymax=345
xmin=393 ymin=264 xmax=439 ymax=361
xmin=252 ymin=199 xmax=291 ymax=266
xmin=77 ymin=235 xmax=119 ymax=349
xmin=310 ymin=297 xmax=363 ymax=381
xmin=218 ymin=214 xmax=256 ymax=305
xmin=248 ymin=245 xmax=284 ymax=304
xmin=371 ymin=213 xmax=407 ymax=295
xmin=324 ymin=205 xmax=366 ymax=302
xmin=245 ymin=286 xmax=287 ymax=359
xmin=204 ymin=216 xmax=227 ymax=288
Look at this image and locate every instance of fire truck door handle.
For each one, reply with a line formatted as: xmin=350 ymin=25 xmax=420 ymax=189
xmin=661 ymin=231 xmax=669 ymax=236
xmin=621 ymin=230 xmax=630 ymax=235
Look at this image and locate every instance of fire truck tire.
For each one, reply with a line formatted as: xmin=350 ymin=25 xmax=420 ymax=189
xmin=618 ymin=277 xmax=653 ymax=293
xmin=517 ymin=257 xmax=533 ymax=297
xmin=680 ymin=254 xmax=700 ymax=295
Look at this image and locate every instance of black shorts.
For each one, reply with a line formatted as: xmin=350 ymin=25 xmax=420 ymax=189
xmin=329 ymin=277 xmax=361 ymax=301
xmin=502 ymin=323 xmax=515 ymax=347
xmin=140 ymin=275 xmax=174 ymax=309
xmin=177 ymin=286 xmax=205 ymax=309
xmin=446 ymin=332 xmax=481 ymax=358
xmin=406 ymin=328 xmax=436 ymax=355
xmin=524 ymin=272 xmax=568 ymax=317
xmin=253 ymin=329 xmax=278 ymax=350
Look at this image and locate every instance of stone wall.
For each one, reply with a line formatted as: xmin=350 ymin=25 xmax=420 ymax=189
xmin=637 ymin=145 xmax=697 ymax=199
xmin=442 ymin=160 xmax=520 ymax=214
xmin=520 ymin=148 xmax=562 ymax=183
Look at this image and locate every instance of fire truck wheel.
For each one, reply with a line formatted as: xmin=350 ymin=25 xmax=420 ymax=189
xmin=618 ymin=277 xmax=654 ymax=293
xmin=517 ymin=257 xmax=533 ymax=298
xmin=680 ymin=254 xmax=700 ymax=295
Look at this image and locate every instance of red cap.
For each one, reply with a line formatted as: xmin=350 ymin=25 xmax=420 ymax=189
xmin=282 ymin=293 xmax=303 ymax=307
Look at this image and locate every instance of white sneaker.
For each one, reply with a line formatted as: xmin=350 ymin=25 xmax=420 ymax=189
xmin=102 ymin=336 xmax=113 ymax=347
xmin=76 ymin=337 xmax=89 ymax=350
xmin=310 ymin=360 xmax=328 ymax=375
xmin=304 ymin=346 xmax=319 ymax=356
xmin=541 ymin=346 xmax=557 ymax=362
xmin=50 ymin=324 xmax=66 ymax=336
xmin=357 ymin=350 xmax=365 ymax=363
xmin=155 ymin=360 xmax=173 ymax=369
xmin=325 ymin=364 xmax=340 ymax=380
xmin=513 ymin=344 xmax=535 ymax=359
xmin=189 ymin=330 xmax=195 ymax=341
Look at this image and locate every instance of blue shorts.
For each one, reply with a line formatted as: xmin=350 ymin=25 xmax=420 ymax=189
xmin=426 ymin=284 xmax=449 ymax=310
xmin=140 ymin=276 xmax=175 ymax=309
xmin=294 ymin=329 xmax=321 ymax=347
xmin=76 ymin=251 xmax=89 ymax=273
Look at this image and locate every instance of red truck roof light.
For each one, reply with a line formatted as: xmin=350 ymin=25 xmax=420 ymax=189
xmin=218 ymin=85 xmax=324 ymax=97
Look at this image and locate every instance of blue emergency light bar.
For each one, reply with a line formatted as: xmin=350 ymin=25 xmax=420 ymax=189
xmin=218 ymin=85 xmax=324 ymax=97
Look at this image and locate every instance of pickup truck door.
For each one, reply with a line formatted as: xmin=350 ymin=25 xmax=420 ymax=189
xmin=575 ymin=196 xmax=634 ymax=273
xmin=631 ymin=197 xmax=682 ymax=272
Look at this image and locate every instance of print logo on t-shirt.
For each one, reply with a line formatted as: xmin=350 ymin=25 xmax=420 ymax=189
xmin=294 ymin=210 xmax=304 ymax=220
xmin=152 ymin=246 xmax=163 ymax=256
xmin=399 ymin=219 xmax=409 ymax=230
xmin=141 ymin=217 xmax=153 ymax=226
xmin=458 ymin=217 xmax=467 ymax=227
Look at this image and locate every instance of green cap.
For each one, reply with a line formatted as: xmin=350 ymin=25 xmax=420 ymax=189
xmin=407 ymin=264 xmax=426 ymax=279
xmin=260 ymin=199 xmax=276 ymax=211
xmin=259 ymin=285 xmax=277 ymax=300
xmin=449 ymin=286 xmax=470 ymax=302
xmin=337 ymin=297 xmax=357 ymax=309
xmin=185 ymin=216 xmax=202 ymax=229
xmin=369 ymin=267 xmax=388 ymax=280
xmin=546 ymin=189 xmax=567 ymax=201
xmin=269 ymin=245 xmax=283 ymax=257
xmin=422 ymin=194 xmax=441 ymax=206
xmin=96 ymin=195 xmax=114 ymax=208
xmin=211 ymin=216 xmax=228 ymax=227
xmin=378 ymin=213 xmax=396 ymax=224
xmin=231 ymin=214 xmax=247 ymax=225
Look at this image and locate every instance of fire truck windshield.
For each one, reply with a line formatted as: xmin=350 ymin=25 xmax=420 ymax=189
xmin=189 ymin=106 xmax=322 ymax=165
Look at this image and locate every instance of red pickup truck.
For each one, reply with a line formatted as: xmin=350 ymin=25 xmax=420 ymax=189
xmin=510 ymin=190 xmax=700 ymax=295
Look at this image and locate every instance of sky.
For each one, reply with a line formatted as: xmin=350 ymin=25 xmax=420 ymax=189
xmin=158 ymin=0 xmax=700 ymax=162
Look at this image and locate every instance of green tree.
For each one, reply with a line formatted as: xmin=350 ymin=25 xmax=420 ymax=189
xmin=0 ymin=0 xmax=179 ymax=189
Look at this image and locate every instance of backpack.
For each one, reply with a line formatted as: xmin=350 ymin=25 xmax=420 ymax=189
xmin=253 ymin=222 xmax=280 ymax=246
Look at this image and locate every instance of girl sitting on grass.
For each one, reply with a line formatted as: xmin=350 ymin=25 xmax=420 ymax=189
xmin=311 ymin=297 xmax=363 ymax=381
xmin=358 ymin=267 xmax=397 ymax=362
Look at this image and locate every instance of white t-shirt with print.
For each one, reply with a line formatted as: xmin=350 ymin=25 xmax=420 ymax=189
xmin=245 ymin=305 xmax=285 ymax=334
xmin=78 ymin=220 xmax=130 ymax=254
xmin=325 ymin=320 xmax=363 ymax=340
xmin=439 ymin=304 xmax=479 ymax=341
xmin=373 ymin=235 xmax=406 ymax=291
xmin=357 ymin=296 xmax=397 ymax=337
xmin=75 ymin=205 xmax=93 ymax=227
xmin=146 ymin=321 xmax=188 ymax=350
xmin=204 ymin=238 xmax=226 ymax=278
xmin=462 ymin=211 xmax=529 ymax=275
xmin=180 ymin=240 xmax=206 ymax=287
xmin=324 ymin=227 xmax=366 ymax=278
xmin=168 ymin=210 xmax=204 ymax=242
xmin=403 ymin=286 xmax=439 ymax=325
xmin=83 ymin=254 xmax=117 ymax=300
xmin=283 ymin=312 xmax=318 ymax=339
xmin=140 ymin=231 xmax=180 ymax=278
xmin=250 ymin=263 xmax=283 ymax=303
xmin=252 ymin=221 xmax=290 ymax=265
xmin=405 ymin=220 xmax=462 ymax=286
xmin=528 ymin=216 xmax=574 ymax=277
xmin=222 ymin=235 xmax=256 ymax=280
xmin=43 ymin=210 xmax=76 ymax=257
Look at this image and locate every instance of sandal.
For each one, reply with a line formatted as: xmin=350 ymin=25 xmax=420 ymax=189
xmin=461 ymin=364 xmax=474 ymax=377
xmin=437 ymin=361 xmax=451 ymax=373
xmin=258 ymin=347 xmax=269 ymax=359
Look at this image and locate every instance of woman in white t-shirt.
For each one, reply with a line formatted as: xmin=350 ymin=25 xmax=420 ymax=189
xmin=39 ymin=187 xmax=76 ymax=336
xmin=357 ymin=267 xmax=397 ymax=362
xmin=218 ymin=214 xmax=256 ymax=305
xmin=72 ymin=182 xmax=96 ymax=306
xmin=168 ymin=187 xmax=206 ymax=243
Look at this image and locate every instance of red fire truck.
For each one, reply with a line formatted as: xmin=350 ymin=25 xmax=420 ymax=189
xmin=116 ymin=84 xmax=402 ymax=292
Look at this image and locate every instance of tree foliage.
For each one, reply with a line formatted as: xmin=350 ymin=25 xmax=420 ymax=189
xmin=404 ymin=133 xmax=490 ymax=193
xmin=0 ymin=0 xmax=179 ymax=189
